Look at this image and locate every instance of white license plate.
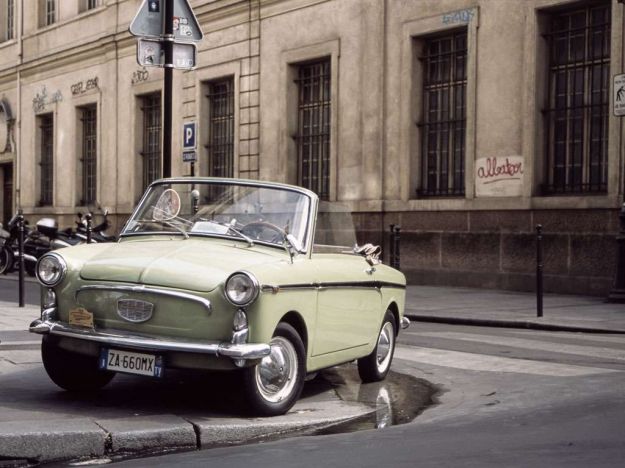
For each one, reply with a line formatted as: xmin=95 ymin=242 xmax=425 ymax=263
xmin=99 ymin=348 xmax=163 ymax=377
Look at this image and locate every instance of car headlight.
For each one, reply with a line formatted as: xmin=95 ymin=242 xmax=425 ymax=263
xmin=36 ymin=253 xmax=67 ymax=287
xmin=224 ymin=272 xmax=259 ymax=307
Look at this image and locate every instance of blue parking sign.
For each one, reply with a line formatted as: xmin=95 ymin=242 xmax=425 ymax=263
xmin=183 ymin=122 xmax=196 ymax=150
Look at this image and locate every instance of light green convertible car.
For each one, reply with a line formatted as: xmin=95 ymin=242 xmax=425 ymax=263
xmin=30 ymin=178 xmax=408 ymax=416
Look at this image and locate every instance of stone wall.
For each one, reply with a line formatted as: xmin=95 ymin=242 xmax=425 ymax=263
xmin=356 ymin=208 xmax=619 ymax=297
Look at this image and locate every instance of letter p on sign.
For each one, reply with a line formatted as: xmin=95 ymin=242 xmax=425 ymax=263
xmin=183 ymin=122 xmax=196 ymax=150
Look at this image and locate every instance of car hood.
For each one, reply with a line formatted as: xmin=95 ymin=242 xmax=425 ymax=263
xmin=79 ymin=238 xmax=282 ymax=292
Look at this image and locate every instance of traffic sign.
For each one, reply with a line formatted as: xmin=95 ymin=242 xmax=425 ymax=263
xmin=129 ymin=0 xmax=163 ymax=38
xmin=183 ymin=122 xmax=196 ymax=150
xmin=137 ymin=38 xmax=197 ymax=69
xmin=182 ymin=151 xmax=197 ymax=163
xmin=130 ymin=0 xmax=203 ymax=42
xmin=615 ymin=74 xmax=625 ymax=117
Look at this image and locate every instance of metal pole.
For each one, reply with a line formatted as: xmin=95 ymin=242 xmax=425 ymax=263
xmin=389 ymin=224 xmax=395 ymax=267
xmin=394 ymin=225 xmax=401 ymax=271
xmin=85 ymin=213 xmax=92 ymax=244
xmin=608 ymin=203 xmax=625 ymax=302
xmin=162 ymin=0 xmax=174 ymax=178
xmin=17 ymin=211 xmax=24 ymax=308
xmin=536 ymin=224 xmax=543 ymax=318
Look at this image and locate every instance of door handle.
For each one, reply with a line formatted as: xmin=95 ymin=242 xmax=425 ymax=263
xmin=365 ymin=267 xmax=376 ymax=275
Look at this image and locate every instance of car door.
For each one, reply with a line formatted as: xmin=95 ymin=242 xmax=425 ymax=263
xmin=310 ymin=253 xmax=382 ymax=357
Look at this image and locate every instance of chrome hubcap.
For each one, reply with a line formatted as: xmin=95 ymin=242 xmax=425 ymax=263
xmin=376 ymin=322 xmax=394 ymax=373
xmin=255 ymin=336 xmax=298 ymax=403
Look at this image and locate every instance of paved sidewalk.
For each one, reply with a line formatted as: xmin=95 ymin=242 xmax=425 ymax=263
xmin=405 ymin=285 xmax=625 ymax=334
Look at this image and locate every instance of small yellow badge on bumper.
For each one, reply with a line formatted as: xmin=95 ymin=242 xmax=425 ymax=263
xmin=69 ymin=307 xmax=94 ymax=328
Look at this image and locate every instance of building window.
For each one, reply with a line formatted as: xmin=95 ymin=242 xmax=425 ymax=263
xmin=543 ymin=3 xmax=610 ymax=195
xmin=141 ymin=93 xmax=161 ymax=192
xmin=39 ymin=0 xmax=56 ymax=27
xmin=418 ymin=31 xmax=467 ymax=197
xmin=39 ymin=114 xmax=54 ymax=206
xmin=79 ymin=0 xmax=98 ymax=13
xmin=206 ymin=78 xmax=234 ymax=178
xmin=79 ymin=105 xmax=97 ymax=205
xmin=0 ymin=0 xmax=14 ymax=42
xmin=295 ymin=59 xmax=331 ymax=201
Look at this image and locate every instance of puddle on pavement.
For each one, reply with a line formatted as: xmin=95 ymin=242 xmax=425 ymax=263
xmin=309 ymin=364 xmax=437 ymax=433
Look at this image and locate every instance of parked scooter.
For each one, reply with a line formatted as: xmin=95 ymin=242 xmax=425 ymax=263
xmin=72 ymin=208 xmax=117 ymax=243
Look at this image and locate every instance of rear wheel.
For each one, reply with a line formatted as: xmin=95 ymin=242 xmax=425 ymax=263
xmin=358 ymin=310 xmax=396 ymax=383
xmin=42 ymin=336 xmax=115 ymax=391
xmin=0 ymin=246 xmax=13 ymax=275
xmin=242 ymin=322 xmax=305 ymax=416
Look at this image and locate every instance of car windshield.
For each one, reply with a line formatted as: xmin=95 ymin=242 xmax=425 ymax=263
xmin=122 ymin=180 xmax=313 ymax=250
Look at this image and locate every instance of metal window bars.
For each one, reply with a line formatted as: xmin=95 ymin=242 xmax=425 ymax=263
xmin=295 ymin=59 xmax=331 ymax=201
xmin=80 ymin=105 xmax=97 ymax=205
xmin=141 ymin=94 xmax=162 ymax=192
xmin=6 ymin=0 xmax=14 ymax=40
xmin=417 ymin=31 xmax=467 ymax=198
xmin=39 ymin=114 xmax=54 ymax=206
xmin=46 ymin=0 xmax=55 ymax=26
xmin=542 ymin=3 xmax=610 ymax=195
xmin=205 ymin=78 xmax=234 ymax=178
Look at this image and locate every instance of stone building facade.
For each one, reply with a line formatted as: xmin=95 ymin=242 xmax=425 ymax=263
xmin=0 ymin=0 xmax=623 ymax=296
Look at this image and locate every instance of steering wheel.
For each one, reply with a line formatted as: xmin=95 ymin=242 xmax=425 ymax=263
xmin=240 ymin=221 xmax=286 ymax=243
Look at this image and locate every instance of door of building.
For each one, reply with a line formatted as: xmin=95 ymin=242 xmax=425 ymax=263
xmin=2 ymin=163 xmax=13 ymax=226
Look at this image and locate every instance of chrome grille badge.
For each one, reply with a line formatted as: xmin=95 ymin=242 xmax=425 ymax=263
xmin=117 ymin=299 xmax=154 ymax=323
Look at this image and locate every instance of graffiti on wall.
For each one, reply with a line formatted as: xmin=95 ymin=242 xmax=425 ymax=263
xmin=475 ymin=156 xmax=524 ymax=197
xmin=32 ymin=86 xmax=63 ymax=113
xmin=442 ymin=9 xmax=475 ymax=25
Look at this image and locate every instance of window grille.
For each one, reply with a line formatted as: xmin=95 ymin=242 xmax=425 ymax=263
xmin=80 ymin=0 xmax=97 ymax=12
xmin=141 ymin=94 xmax=161 ymax=192
xmin=417 ymin=31 xmax=467 ymax=197
xmin=206 ymin=78 xmax=234 ymax=178
xmin=543 ymin=3 xmax=610 ymax=195
xmin=295 ymin=59 xmax=331 ymax=201
xmin=39 ymin=114 xmax=54 ymax=206
xmin=45 ymin=0 xmax=55 ymax=26
xmin=80 ymin=106 xmax=97 ymax=205
xmin=6 ymin=0 xmax=14 ymax=40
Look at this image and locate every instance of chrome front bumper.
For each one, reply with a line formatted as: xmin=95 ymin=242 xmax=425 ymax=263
xmin=29 ymin=319 xmax=271 ymax=360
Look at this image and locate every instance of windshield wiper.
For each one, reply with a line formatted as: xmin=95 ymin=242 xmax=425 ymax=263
xmin=163 ymin=221 xmax=189 ymax=239
xmin=223 ymin=223 xmax=254 ymax=247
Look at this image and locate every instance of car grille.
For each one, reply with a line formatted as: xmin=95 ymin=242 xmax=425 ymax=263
xmin=117 ymin=299 xmax=154 ymax=323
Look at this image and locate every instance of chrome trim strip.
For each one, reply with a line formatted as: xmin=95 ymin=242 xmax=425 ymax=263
xmin=28 ymin=320 xmax=270 ymax=359
xmin=262 ymin=281 xmax=406 ymax=292
xmin=75 ymin=285 xmax=212 ymax=314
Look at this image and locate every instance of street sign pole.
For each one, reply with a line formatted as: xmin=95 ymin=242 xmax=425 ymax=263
xmin=163 ymin=0 xmax=174 ymax=179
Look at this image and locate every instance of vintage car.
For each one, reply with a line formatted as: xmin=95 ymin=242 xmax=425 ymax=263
xmin=30 ymin=178 xmax=408 ymax=416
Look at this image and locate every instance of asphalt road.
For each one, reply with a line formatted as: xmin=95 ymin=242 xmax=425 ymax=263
xmin=110 ymin=322 xmax=625 ymax=468
xmin=0 ymin=275 xmax=39 ymax=306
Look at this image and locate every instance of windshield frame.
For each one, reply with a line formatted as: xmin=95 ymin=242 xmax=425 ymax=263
xmin=120 ymin=177 xmax=319 ymax=255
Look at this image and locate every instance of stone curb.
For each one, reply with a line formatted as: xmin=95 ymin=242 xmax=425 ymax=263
xmin=406 ymin=313 xmax=625 ymax=335
xmin=0 ymin=401 xmax=374 ymax=464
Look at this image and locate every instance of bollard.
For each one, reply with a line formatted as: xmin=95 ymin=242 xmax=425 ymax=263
xmin=607 ymin=203 xmax=625 ymax=302
xmin=85 ymin=213 xmax=93 ymax=244
xmin=536 ymin=224 xmax=543 ymax=318
xmin=389 ymin=224 xmax=395 ymax=267
xmin=389 ymin=224 xmax=401 ymax=270
xmin=17 ymin=211 xmax=25 ymax=308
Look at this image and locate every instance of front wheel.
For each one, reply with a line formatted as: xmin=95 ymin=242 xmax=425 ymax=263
xmin=358 ymin=310 xmax=396 ymax=383
xmin=42 ymin=336 xmax=115 ymax=391
xmin=242 ymin=322 xmax=306 ymax=416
